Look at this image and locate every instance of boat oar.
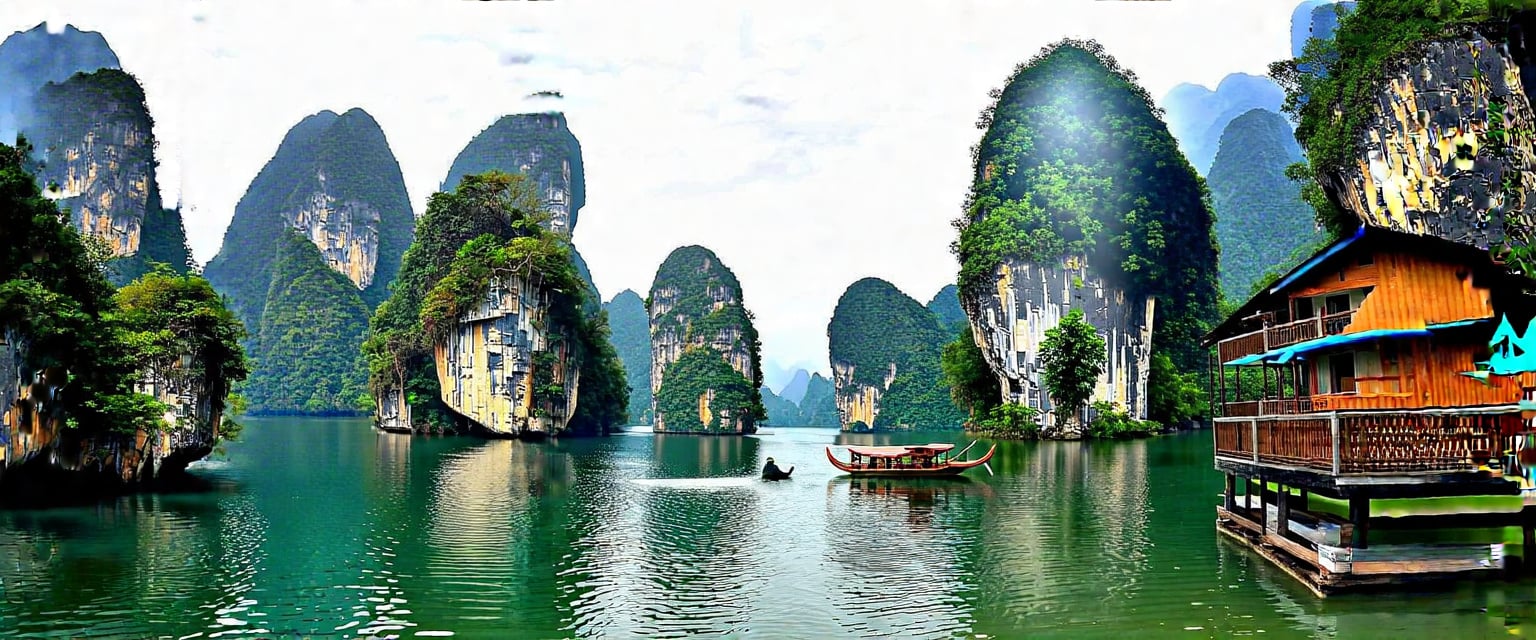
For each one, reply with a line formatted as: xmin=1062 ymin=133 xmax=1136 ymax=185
xmin=983 ymin=462 xmax=994 ymax=476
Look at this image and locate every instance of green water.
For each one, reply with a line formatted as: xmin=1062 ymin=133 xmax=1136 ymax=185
xmin=2 ymin=419 xmax=1536 ymax=638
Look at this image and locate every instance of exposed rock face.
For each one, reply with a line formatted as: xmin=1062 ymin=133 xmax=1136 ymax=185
xmin=443 ymin=113 xmax=585 ymax=234
xmin=204 ymin=107 xmax=414 ymax=324
xmin=972 ymin=259 xmax=1155 ymax=424
xmin=435 ymin=274 xmax=579 ymax=436
xmin=0 ymin=329 xmax=226 ymax=485
xmin=0 ymin=22 xmax=119 ymax=143
xmin=828 ymin=278 xmax=962 ymax=431
xmin=648 ymin=245 xmax=762 ymax=434
xmin=24 ymin=69 xmax=191 ymax=283
xmin=604 ymin=289 xmax=652 ymax=425
xmin=1320 ymin=34 xmax=1536 ymax=252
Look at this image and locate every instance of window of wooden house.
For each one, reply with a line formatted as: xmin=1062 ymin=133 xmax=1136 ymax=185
xmin=1295 ymin=297 xmax=1315 ymax=320
xmin=1325 ymin=352 xmax=1357 ymax=394
xmin=1325 ymin=293 xmax=1351 ymax=315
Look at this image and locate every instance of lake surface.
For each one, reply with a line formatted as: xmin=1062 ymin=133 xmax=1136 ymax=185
xmin=1 ymin=419 xmax=1535 ymax=638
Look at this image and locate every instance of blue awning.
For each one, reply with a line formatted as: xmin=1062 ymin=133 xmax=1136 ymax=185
xmin=1268 ymin=225 xmax=1366 ymax=295
xmin=1222 ymin=318 xmax=1493 ymax=366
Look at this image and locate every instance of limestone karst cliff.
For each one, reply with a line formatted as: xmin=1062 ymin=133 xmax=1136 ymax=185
xmin=955 ymin=39 xmax=1217 ymax=426
xmin=828 ymin=278 xmax=963 ymax=431
xmin=1280 ymin=5 xmax=1536 ymax=262
xmin=647 ymin=245 xmax=764 ymax=434
xmin=23 ymin=69 xmax=192 ymax=284
xmin=444 ymin=112 xmax=600 ymax=312
xmin=443 ymin=113 xmax=585 ymax=234
xmin=363 ymin=172 xmax=626 ymax=437
xmin=0 ymin=22 xmax=119 ymax=144
xmin=0 ymin=142 xmax=247 ymax=492
xmin=1208 ymin=108 xmax=1324 ymax=299
xmin=204 ymin=108 xmax=413 ymax=316
xmin=203 ymin=108 xmax=414 ymax=414
xmin=604 ymin=289 xmax=653 ymax=425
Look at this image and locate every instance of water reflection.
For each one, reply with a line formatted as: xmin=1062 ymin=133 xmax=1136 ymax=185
xmin=823 ymin=475 xmax=984 ymax=638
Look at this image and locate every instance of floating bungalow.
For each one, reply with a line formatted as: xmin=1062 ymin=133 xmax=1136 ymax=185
xmin=1205 ymin=226 xmax=1536 ymax=595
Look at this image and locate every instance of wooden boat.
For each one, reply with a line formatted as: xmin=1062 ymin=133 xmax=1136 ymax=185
xmin=824 ymin=442 xmax=996 ymax=476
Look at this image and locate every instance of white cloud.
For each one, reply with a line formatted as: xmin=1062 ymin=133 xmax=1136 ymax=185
xmin=1 ymin=0 xmax=1298 ymax=376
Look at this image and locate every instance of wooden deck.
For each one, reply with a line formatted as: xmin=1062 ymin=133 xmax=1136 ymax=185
xmin=1216 ymin=502 xmax=1509 ymax=596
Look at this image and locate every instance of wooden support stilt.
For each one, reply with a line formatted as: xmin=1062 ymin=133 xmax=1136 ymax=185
xmin=1258 ymin=476 xmax=1268 ymax=532
xmin=1224 ymin=474 xmax=1237 ymax=511
xmin=1298 ymin=489 xmax=1309 ymax=511
xmin=1276 ymin=483 xmax=1291 ymax=541
xmin=1524 ymin=525 xmax=1535 ymax=574
xmin=1349 ymin=495 xmax=1371 ymax=549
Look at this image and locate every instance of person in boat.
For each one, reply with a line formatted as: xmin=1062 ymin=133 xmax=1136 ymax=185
xmin=762 ymin=457 xmax=793 ymax=480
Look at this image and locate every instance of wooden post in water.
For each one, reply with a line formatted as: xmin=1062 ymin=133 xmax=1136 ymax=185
xmin=1276 ymin=483 xmax=1291 ymax=540
xmin=1224 ymin=474 xmax=1236 ymax=511
xmin=1257 ymin=476 xmax=1268 ymax=532
xmin=1349 ymin=494 xmax=1371 ymax=549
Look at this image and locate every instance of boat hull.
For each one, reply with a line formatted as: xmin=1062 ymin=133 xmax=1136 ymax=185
xmin=824 ymin=444 xmax=996 ymax=476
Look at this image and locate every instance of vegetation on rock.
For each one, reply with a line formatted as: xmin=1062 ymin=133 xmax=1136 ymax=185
xmin=363 ymin=171 xmax=626 ymax=435
xmin=648 ymin=245 xmax=765 ymax=432
xmin=926 ymin=284 xmax=968 ymax=331
xmin=954 ymin=39 xmax=1219 ymax=375
xmin=829 ymin=278 xmax=964 ymax=430
xmin=761 ymin=371 xmax=838 ymax=427
xmin=26 ymin=69 xmax=192 ymax=284
xmin=245 ymin=230 xmax=370 ymax=415
xmin=441 ymin=113 xmax=585 ymax=230
xmin=654 ymin=347 xmax=759 ymax=433
xmin=1207 ymin=108 xmax=1324 ymax=301
xmin=941 ymin=325 xmax=1001 ymax=419
xmin=0 ymin=139 xmax=245 ymax=443
xmin=1271 ymin=0 xmax=1526 ymax=235
xmin=604 ymin=289 xmax=652 ymax=425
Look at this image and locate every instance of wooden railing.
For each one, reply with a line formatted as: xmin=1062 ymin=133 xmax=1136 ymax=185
xmin=1215 ymin=410 xmax=1522 ymax=476
xmin=1218 ymin=397 xmax=1315 ymax=418
xmin=1216 ymin=309 xmax=1358 ymax=363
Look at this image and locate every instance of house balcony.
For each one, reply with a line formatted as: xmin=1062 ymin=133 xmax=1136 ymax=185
xmin=1213 ymin=409 xmax=1524 ymax=490
xmin=1217 ymin=309 xmax=1357 ymax=364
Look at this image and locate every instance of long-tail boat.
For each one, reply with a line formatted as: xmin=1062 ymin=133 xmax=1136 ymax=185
xmin=824 ymin=441 xmax=996 ymax=476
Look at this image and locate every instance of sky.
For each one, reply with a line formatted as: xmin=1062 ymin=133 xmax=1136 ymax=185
xmin=2 ymin=0 xmax=1300 ymax=390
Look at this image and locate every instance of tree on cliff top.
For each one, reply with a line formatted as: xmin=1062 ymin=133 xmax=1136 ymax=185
xmin=364 ymin=171 xmax=626 ymax=435
xmin=953 ymin=38 xmax=1218 ymax=373
xmin=1039 ymin=309 xmax=1106 ymax=435
xmin=1272 ymin=0 xmax=1527 ymax=236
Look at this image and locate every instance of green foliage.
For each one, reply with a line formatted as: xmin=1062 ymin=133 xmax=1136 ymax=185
xmin=603 ymin=290 xmax=652 ymax=425
xmin=1040 ymin=309 xmax=1106 ymax=427
xmin=955 ymin=39 xmax=1219 ymax=373
xmin=1271 ymin=0 xmax=1525 ymax=235
xmin=966 ymin=403 xmax=1041 ymax=440
xmin=363 ymin=171 xmax=626 ymax=435
xmin=1087 ymin=401 xmax=1160 ymax=439
xmin=1147 ymin=352 xmax=1206 ymax=427
xmin=654 ymin=346 xmax=759 ymax=432
xmin=441 ymin=113 xmax=585 ymax=230
xmin=245 ymin=231 xmax=369 ymax=415
xmin=566 ymin=309 xmax=630 ymax=435
xmin=941 ymin=324 xmax=1000 ymax=417
xmin=829 ymin=277 xmax=964 ymax=429
xmin=926 ymin=284 xmax=968 ymax=331
xmin=0 ymin=140 xmax=245 ymax=440
xmin=203 ymin=108 xmax=415 ymax=327
xmin=648 ymin=245 xmax=765 ymax=430
xmin=1207 ymin=108 xmax=1324 ymax=302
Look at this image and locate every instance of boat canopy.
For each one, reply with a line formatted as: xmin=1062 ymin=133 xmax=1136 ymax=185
xmin=845 ymin=444 xmax=955 ymax=458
